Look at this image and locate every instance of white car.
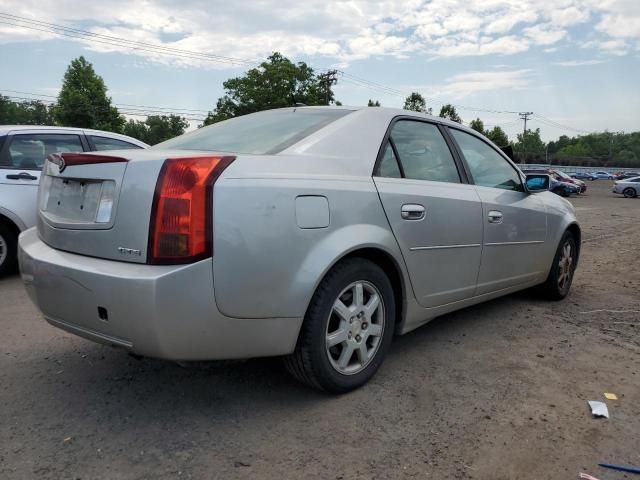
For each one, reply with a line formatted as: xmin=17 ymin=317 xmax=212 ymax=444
xmin=613 ymin=176 xmax=640 ymax=198
xmin=0 ymin=126 xmax=148 ymax=275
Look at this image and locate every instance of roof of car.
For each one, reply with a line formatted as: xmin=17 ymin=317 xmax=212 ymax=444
xmin=0 ymin=125 xmax=149 ymax=147
xmin=295 ymin=105 xmax=480 ymax=131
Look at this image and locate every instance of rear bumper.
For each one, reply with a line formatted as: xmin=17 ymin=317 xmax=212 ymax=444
xmin=18 ymin=228 xmax=302 ymax=360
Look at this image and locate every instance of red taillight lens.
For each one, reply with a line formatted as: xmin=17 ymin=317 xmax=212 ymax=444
xmin=148 ymin=156 xmax=235 ymax=264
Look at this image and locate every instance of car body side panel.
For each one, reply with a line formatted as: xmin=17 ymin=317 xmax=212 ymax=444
xmin=374 ymin=178 xmax=484 ymax=307
xmin=474 ymin=186 xmax=549 ymax=294
xmin=0 ymin=185 xmax=37 ymax=230
xmin=211 ymin=176 xmax=411 ymax=319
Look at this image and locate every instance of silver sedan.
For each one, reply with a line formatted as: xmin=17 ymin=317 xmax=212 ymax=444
xmin=613 ymin=176 xmax=640 ymax=197
xmin=18 ymin=107 xmax=581 ymax=392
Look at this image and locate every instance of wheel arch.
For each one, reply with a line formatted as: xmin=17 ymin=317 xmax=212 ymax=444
xmin=566 ymin=222 xmax=581 ymax=266
xmin=336 ymin=247 xmax=406 ymax=335
xmin=0 ymin=212 xmax=22 ymax=236
xmin=303 ymin=244 xmax=408 ymax=337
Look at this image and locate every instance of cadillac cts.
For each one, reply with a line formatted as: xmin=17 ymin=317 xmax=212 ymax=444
xmin=18 ymin=107 xmax=580 ymax=392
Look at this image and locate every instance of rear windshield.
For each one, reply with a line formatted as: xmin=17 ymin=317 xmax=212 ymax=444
xmin=153 ymin=108 xmax=352 ymax=154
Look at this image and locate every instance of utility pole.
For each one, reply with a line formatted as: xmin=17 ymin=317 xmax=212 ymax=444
xmin=519 ymin=112 xmax=533 ymax=164
xmin=318 ymin=70 xmax=338 ymax=105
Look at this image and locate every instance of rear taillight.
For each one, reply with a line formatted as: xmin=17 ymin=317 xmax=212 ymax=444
xmin=148 ymin=156 xmax=235 ymax=264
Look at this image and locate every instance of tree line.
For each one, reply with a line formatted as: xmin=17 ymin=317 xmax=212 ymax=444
xmin=1 ymin=53 xmax=638 ymax=167
xmin=0 ymin=57 xmax=188 ymax=145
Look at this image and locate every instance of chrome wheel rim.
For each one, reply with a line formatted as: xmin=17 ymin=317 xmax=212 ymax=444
xmin=557 ymin=241 xmax=573 ymax=291
xmin=0 ymin=234 xmax=6 ymax=266
xmin=325 ymin=281 xmax=385 ymax=375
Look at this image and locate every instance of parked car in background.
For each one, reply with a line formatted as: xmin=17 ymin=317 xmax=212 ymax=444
xmin=19 ymin=107 xmax=581 ymax=392
xmin=612 ymin=176 xmax=640 ymax=198
xmin=571 ymin=172 xmax=597 ymax=181
xmin=550 ymin=177 xmax=579 ymax=197
xmin=551 ymin=169 xmax=587 ymax=193
xmin=592 ymin=171 xmax=614 ymax=180
xmin=521 ymin=167 xmax=579 ymax=196
xmin=0 ymin=126 xmax=148 ymax=275
xmin=614 ymin=172 xmax=640 ymax=181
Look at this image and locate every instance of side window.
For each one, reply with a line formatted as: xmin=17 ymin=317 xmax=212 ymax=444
xmin=450 ymin=129 xmax=523 ymax=191
xmin=2 ymin=134 xmax=83 ymax=170
xmin=89 ymin=136 xmax=143 ymax=151
xmin=376 ymin=143 xmax=402 ymax=178
xmin=381 ymin=120 xmax=460 ymax=183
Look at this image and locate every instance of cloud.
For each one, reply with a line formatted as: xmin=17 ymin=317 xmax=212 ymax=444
xmin=417 ymin=69 xmax=533 ymax=100
xmin=554 ymin=59 xmax=605 ymax=66
xmin=0 ymin=0 xmax=637 ymax=68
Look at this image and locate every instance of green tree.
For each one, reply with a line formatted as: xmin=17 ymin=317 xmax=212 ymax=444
xmin=53 ymin=56 xmax=124 ymax=132
xmin=123 ymin=115 xmax=189 ymax=145
xmin=202 ymin=52 xmax=331 ymax=125
xmin=438 ymin=104 xmax=462 ymax=123
xmin=514 ymin=128 xmax=546 ymax=161
xmin=485 ymin=126 xmax=509 ymax=146
xmin=0 ymin=95 xmax=54 ymax=125
xmin=403 ymin=92 xmax=427 ymax=112
xmin=367 ymin=99 xmax=381 ymax=107
xmin=469 ymin=117 xmax=484 ymax=134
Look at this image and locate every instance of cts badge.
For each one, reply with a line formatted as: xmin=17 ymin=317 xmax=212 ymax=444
xmin=118 ymin=247 xmax=142 ymax=256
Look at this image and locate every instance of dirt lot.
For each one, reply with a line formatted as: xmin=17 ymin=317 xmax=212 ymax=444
xmin=1 ymin=180 xmax=639 ymax=480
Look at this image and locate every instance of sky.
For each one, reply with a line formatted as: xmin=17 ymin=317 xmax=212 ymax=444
xmin=0 ymin=0 xmax=639 ymax=141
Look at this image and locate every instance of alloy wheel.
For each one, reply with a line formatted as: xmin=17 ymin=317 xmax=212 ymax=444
xmin=557 ymin=242 xmax=573 ymax=291
xmin=325 ymin=280 xmax=385 ymax=375
xmin=0 ymin=233 xmax=7 ymax=267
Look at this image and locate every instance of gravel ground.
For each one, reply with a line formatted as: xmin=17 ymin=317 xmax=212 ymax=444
xmin=1 ymin=180 xmax=639 ymax=480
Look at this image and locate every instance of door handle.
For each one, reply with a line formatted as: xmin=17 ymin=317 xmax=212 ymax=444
xmin=401 ymin=204 xmax=425 ymax=220
xmin=6 ymin=172 xmax=38 ymax=181
xmin=488 ymin=210 xmax=503 ymax=224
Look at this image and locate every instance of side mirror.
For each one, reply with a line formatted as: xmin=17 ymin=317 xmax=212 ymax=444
xmin=525 ymin=174 xmax=550 ymax=193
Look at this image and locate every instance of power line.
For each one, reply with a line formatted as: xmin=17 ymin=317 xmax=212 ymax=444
xmin=2 ymin=94 xmax=207 ymax=121
xmin=0 ymin=13 xmax=258 ymax=67
xmin=1 ymin=88 xmax=210 ymax=114
xmin=0 ymin=12 xmax=611 ymax=136
xmin=3 ymin=11 xmax=531 ymax=118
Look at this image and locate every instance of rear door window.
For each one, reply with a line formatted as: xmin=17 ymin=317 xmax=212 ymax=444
xmin=89 ymin=135 xmax=143 ymax=151
xmin=1 ymin=134 xmax=84 ymax=170
xmin=376 ymin=120 xmax=461 ymax=183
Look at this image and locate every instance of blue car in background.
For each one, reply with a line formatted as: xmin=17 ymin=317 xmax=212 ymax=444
xmin=571 ymin=172 xmax=597 ymax=181
xmin=591 ymin=171 xmax=614 ymax=180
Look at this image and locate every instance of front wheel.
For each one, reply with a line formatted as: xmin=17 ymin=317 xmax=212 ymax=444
xmin=538 ymin=231 xmax=577 ymax=300
xmin=623 ymin=187 xmax=637 ymax=198
xmin=284 ymin=258 xmax=395 ymax=393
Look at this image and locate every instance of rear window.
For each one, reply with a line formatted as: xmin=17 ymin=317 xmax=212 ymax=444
xmin=153 ymin=108 xmax=352 ymax=155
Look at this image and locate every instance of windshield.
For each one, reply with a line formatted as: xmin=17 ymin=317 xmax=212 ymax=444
xmin=153 ymin=108 xmax=352 ymax=154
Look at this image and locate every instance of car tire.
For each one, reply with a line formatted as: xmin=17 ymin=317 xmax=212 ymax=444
xmin=538 ymin=231 xmax=577 ymax=301
xmin=284 ymin=258 xmax=395 ymax=393
xmin=0 ymin=223 xmax=18 ymax=277
xmin=623 ymin=187 xmax=637 ymax=198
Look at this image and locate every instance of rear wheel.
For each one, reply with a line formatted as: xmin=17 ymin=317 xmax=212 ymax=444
xmin=284 ymin=258 xmax=395 ymax=393
xmin=623 ymin=187 xmax=637 ymax=198
xmin=0 ymin=223 xmax=18 ymax=277
xmin=538 ymin=231 xmax=577 ymax=300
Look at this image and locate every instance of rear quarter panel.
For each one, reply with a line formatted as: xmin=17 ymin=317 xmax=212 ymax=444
xmin=211 ymin=175 xmax=408 ymax=319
